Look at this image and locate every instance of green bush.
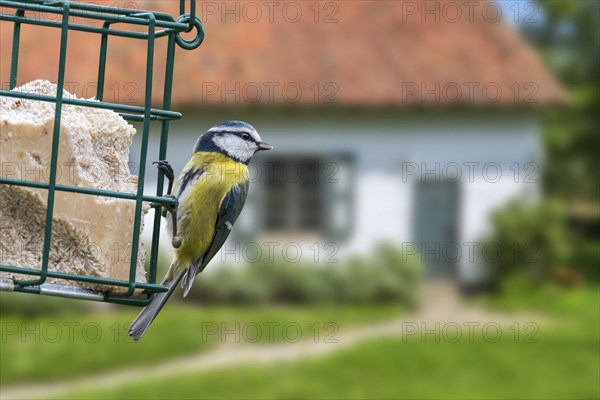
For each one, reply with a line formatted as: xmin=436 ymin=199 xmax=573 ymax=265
xmin=571 ymin=235 xmax=600 ymax=283
xmin=485 ymin=199 xmax=571 ymax=281
xmin=188 ymin=243 xmax=423 ymax=307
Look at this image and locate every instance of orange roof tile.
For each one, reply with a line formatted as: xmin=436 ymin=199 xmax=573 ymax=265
xmin=0 ymin=0 xmax=568 ymax=107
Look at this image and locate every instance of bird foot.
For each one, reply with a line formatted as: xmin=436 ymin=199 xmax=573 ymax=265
xmin=153 ymin=160 xmax=175 ymax=195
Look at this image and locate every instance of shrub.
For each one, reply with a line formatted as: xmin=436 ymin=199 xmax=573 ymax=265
xmin=187 ymin=243 xmax=423 ymax=307
xmin=485 ymin=199 xmax=570 ymax=282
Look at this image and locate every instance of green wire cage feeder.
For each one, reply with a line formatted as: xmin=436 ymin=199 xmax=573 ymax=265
xmin=0 ymin=0 xmax=204 ymax=306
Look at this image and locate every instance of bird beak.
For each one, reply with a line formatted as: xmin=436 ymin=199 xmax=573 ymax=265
xmin=257 ymin=142 xmax=274 ymax=151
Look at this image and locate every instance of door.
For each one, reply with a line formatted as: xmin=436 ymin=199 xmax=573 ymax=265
xmin=413 ymin=181 xmax=460 ymax=279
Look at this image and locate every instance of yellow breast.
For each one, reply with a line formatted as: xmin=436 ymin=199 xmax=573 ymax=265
xmin=173 ymin=152 xmax=248 ymax=267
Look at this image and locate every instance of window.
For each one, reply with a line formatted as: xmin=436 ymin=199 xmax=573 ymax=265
xmin=243 ymin=154 xmax=355 ymax=239
xmin=264 ymin=156 xmax=322 ymax=233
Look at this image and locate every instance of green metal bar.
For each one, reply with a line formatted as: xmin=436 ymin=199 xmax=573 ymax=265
xmin=122 ymin=11 xmax=156 ymax=298
xmin=120 ymin=113 xmax=180 ymax=122
xmin=96 ymin=21 xmax=111 ymax=101
xmin=0 ymin=1 xmax=184 ymax=28
xmin=0 ymin=0 xmax=201 ymax=305
xmin=180 ymin=0 xmax=196 ymax=31
xmin=102 ymin=296 xmax=153 ymax=307
xmin=3 ymin=277 xmax=154 ymax=306
xmin=16 ymin=2 xmax=70 ymax=288
xmin=0 ymin=90 xmax=182 ymax=120
xmin=1 ymin=2 xmax=200 ymax=42
xmin=27 ymin=0 xmax=180 ymax=22
xmin=1 ymin=265 xmax=168 ymax=292
xmin=9 ymin=8 xmax=24 ymax=89
xmin=0 ymin=177 xmax=178 ymax=206
xmin=0 ymin=14 xmax=177 ymax=40
xmin=1 ymin=280 xmax=106 ymax=302
xmin=149 ymin=33 xmax=177 ymax=286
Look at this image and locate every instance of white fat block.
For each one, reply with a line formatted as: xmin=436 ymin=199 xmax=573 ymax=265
xmin=0 ymin=80 xmax=147 ymax=293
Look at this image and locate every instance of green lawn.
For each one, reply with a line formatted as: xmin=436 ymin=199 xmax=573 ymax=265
xmin=63 ymin=319 xmax=599 ymax=399
xmin=0 ymin=303 xmax=403 ymax=387
xmin=3 ymin=287 xmax=598 ymax=399
xmin=60 ymin=287 xmax=599 ymax=400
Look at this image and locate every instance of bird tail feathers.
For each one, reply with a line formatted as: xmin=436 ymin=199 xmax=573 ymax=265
xmin=128 ymin=272 xmax=183 ymax=341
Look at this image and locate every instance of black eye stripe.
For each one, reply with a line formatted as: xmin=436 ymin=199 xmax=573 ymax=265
xmin=215 ymin=130 xmax=257 ymax=143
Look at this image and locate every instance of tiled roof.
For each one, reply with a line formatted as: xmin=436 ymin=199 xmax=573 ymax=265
xmin=0 ymin=1 xmax=568 ymax=107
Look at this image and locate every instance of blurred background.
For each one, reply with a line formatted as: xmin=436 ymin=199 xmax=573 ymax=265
xmin=0 ymin=1 xmax=598 ymax=399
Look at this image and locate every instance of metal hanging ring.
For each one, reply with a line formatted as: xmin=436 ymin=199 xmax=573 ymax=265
xmin=175 ymin=14 xmax=204 ymax=50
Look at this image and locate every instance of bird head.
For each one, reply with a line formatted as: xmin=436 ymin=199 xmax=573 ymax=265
xmin=194 ymin=121 xmax=273 ymax=164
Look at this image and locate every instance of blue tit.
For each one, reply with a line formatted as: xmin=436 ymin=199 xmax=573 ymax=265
xmin=129 ymin=120 xmax=272 ymax=341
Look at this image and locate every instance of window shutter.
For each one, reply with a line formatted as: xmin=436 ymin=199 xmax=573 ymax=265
xmin=322 ymin=153 xmax=355 ymax=241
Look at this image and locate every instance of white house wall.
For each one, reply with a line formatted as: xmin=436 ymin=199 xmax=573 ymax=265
xmin=134 ymin=112 xmax=541 ymax=284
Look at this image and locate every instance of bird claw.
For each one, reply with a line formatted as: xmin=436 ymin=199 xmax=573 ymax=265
xmin=154 ymin=160 xmax=176 ymax=200
xmin=153 ymin=160 xmax=175 ymax=183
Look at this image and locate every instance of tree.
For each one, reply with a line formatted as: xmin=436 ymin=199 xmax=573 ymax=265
xmin=519 ymin=1 xmax=599 ymax=202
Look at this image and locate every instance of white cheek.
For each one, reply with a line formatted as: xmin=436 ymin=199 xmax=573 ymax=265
xmin=213 ymin=134 xmax=256 ymax=162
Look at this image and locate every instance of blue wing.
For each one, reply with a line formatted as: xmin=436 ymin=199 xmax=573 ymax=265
xmin=181 ymin=180 xmax=249 ymax=296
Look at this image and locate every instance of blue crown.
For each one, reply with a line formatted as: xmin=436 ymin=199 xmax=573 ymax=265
xmin=211 ymin=120 xmax=255 ymax=132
